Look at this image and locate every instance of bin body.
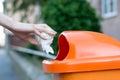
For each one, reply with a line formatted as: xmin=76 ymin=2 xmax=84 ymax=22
xmin=43 ymin=31 xmax=120 ymax=80
xmin=54 ymin=70 xmax=120 ymax=80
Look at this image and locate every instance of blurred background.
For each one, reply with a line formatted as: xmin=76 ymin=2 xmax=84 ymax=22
xmin=0 ymin=0 xmax=120 ymax=80
xmin=0 ymin=0 xmax=5 ymax=47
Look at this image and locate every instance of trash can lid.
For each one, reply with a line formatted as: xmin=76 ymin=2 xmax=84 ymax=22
xmin=43 ymin=31 xmax=120 ymax=73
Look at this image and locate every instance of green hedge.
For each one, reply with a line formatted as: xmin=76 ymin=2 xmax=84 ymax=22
xmin=41 ymin=0 xmax=101 ymax=54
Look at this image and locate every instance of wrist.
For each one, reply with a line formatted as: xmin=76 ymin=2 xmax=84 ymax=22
xmin=13 ymin=22 xmax=34 ymax=32
xmin=12 ymin=21 xmax=20 ymax=31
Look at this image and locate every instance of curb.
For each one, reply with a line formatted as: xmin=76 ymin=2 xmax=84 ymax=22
xmin=8 ymin=51 xmax=53 ymax=80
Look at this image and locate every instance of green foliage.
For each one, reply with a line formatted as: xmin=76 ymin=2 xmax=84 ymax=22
xmin=41 ymin=0 xmax=101 ymax=54
xmin=11 ymin=0 xmax=48 ymax=12
xmin=6 ymin=0 xmax=101 ymax=55
xmin=4 ymin=0 xmax=48 ymax=22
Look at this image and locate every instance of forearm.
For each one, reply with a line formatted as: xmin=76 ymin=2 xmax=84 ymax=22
xmin=13 ymin=22 xmax=34 ymax=32
xmin=0 ymin=12 xmax=15 ymax=31
xmin=0 ymin=12 xmax=56 ymax=37
xmin=0 ymin=12 xmax=33 ymax=32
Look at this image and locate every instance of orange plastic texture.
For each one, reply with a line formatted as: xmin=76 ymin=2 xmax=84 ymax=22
xmin=43 ymin=31 xmax=120 ymax=73
xmin=54 ymin=70 xmax=120 ymax=80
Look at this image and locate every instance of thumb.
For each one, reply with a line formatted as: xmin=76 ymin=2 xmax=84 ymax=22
xmin=25 ymin=37 xmax=39 ymax=45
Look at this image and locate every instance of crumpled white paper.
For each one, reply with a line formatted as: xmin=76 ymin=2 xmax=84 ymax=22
xmin=36 ymin=33 xmax=54 ymax=54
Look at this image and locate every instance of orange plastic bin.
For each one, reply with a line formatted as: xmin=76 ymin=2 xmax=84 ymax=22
xmin=43 ymin=31 xmax=120 ymax=80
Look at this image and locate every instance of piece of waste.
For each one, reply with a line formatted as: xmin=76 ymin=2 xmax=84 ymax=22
xmin=36 ymin=32 xmax=54 ymax=54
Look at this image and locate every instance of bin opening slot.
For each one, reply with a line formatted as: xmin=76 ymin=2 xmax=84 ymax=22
xmin=56 ymin=34 xmax=69 ymax=60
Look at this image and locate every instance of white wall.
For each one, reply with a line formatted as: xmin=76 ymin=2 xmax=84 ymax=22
xmin=0 ymin=0 xmax=5 ymax=47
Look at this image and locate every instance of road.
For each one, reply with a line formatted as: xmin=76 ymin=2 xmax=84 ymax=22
xmin=0 ymin=48 xmax=20 ymax=80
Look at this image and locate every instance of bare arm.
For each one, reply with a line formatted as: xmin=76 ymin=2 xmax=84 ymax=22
xmin=0 ymin=12 xmax=16 ymax=31
xmin=0 ymin=12 xmax=57 ymax=45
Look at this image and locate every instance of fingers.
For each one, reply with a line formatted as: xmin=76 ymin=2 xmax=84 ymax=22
xmin=43 ymin=24 xmax=57 ymax=36
xmin=33 ymin=24 xmax=57 ymax=37
xmin=15 ymin=33 xmax=39 ymax=45
xmin=25 ymin=37 xmax=39 ymax=45
xmin=33 ymin=27 xmax=49 ymax=40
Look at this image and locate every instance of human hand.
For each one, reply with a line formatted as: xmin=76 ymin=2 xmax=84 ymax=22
xmin=0 ymin=12 xmax=56 ymax=45
xmin=12 ymin=23 xmax=57 ymax=45
xmin=33 ymin=24 xmax=56 ymax=39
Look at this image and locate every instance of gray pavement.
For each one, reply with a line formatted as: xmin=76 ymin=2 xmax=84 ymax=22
xmin=0 ymin=48 xmax=20 ymax=80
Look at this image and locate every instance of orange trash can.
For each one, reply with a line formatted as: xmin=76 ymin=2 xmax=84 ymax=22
xmin=43 ymin=31 xmax=120 ymax=80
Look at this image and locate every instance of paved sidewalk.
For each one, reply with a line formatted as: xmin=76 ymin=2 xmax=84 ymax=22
xmin=0 ymin=48 xmax=20 ymax=80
